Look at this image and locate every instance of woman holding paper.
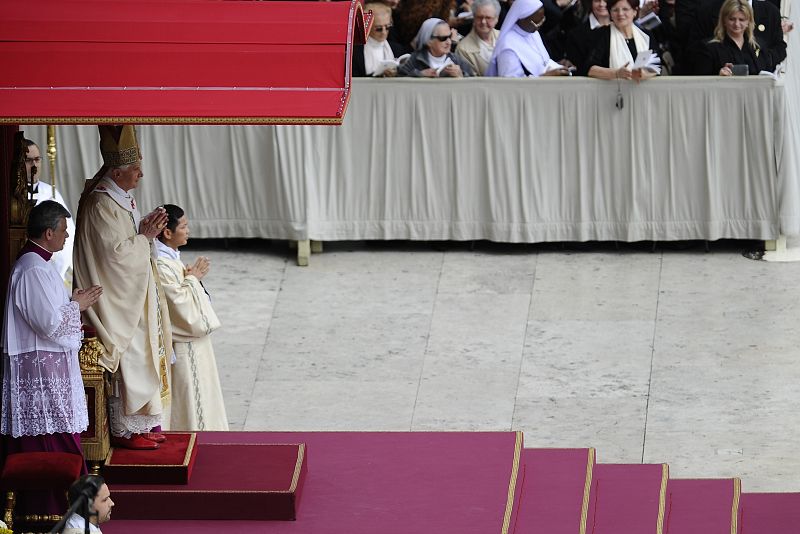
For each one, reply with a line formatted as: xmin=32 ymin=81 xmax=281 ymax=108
xmin=398 ymin=18 xmax=476 ymax=77
xmin=694 ymin=0 xmax=767 ymax=76
xmin=353 ymin=3 xmax=408 ymax=77
xmin=583 ymin=0 xmax=660 ymax=79
xmin=485 ymin=0 xmax=572 ymax=77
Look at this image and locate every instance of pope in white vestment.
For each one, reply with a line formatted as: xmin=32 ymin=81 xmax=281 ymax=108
xmin=155 ymin=205 xmax=229 ymax=431
xmin=73 ymin=125 xmax=172 ymax=449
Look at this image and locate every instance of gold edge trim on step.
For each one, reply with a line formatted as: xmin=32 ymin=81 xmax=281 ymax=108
xmin=656 ymin=464 xmax=669 ymax=534
xmin=500 ymin=431 xmax=523 ymax=534
xmin=579 ymin=448 xmax=595 ymax=534
xmin=731 ymin=478 xmax=741 ymax=534
xmin=289 ymin=444 xmax=306 ymax=492
xmin=181 ymin=433 xmax=197 ymax=466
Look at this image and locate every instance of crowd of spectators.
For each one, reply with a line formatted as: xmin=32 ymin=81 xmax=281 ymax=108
xmin=352 ymin=0 xmax=792 ymax=79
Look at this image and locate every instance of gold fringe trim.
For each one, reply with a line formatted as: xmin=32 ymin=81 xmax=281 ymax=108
xmin=656 ymin=464 xmax=669 ymax=534
xmin=0 ymin=116 xmax=343 ymax=125
xmin=289 ymin=444 xmax=306 ymax=492
xmin=579 ymin=448 xmax=595 ymax=534
xmin=501 ymin=431 xmax=523 ymax=534
xmin=731 ymin=478 xmax=741 ymax=534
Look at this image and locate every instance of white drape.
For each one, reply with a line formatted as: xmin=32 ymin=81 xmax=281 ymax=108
xmin=22 ymin=73 xmax=800 ymax=243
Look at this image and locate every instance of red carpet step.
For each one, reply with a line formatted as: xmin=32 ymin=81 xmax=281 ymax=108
xmin=513 ymin=448 xmax=594 ymax=534
xmin=589 ymin=463 xmax=669 ymax=534
xmin=740 ymin=492 xmax=800 ymax=533
xmin=666 ymin=478 xmax=741 ymax=534
xmin=103 ymin=432 xmax=198 ymax=485
xmin=104 ymin=431 xmax=523 ymax=534
xmin=110 ymin=442 xmax=307 ymax=520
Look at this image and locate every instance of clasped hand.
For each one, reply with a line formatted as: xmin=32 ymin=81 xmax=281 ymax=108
xmin=185 ymin=256 xmax=211 ymax=280
xmin=138 ymin=207 xmax=168 ymax=239
xmin=72 ymin=285 xmax=103 ymax=312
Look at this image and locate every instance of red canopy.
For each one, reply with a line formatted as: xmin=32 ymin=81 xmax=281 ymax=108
xmin=0 ymin=0 xmax=370 ymax=125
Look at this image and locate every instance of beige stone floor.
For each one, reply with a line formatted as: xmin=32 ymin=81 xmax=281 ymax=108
xmin=183 ymin=239 xmax=800 ymax=492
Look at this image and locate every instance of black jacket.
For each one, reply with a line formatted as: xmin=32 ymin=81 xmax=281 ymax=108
xmin=694 ymin=35 xmax=768 ymax=75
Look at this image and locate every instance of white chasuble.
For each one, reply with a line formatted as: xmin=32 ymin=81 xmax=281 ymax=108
xmin=74 ymin=190 xmax=172 ymax=422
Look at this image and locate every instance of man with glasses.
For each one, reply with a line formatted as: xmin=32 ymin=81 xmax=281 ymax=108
xmin=23 ymin=138 xmax=75 ymax=282
xmin=353 ymin=2 xmax=408 ymax=76
xmin=456 ymin=0 xmax=502 ymax=74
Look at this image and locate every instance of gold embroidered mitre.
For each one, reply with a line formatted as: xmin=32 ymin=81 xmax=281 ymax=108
xmin=98 ymin=125 xmax=141 ymax=167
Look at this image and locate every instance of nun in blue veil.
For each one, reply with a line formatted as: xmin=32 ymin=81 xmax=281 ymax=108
xmin=486 ymin=0 xmax=571 ymax=77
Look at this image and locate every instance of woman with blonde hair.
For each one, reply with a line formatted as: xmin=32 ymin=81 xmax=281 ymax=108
xmin=694 ymin=0 xmax=767 ymax=75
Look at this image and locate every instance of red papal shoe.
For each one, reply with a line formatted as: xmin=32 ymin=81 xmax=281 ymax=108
xmin=111 ymin=434 xmax=159 ymax=450
xmin=141 ymin=432 xmax=167 ymax=443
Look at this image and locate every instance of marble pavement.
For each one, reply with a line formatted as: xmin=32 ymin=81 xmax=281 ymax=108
xmin=185 ymin=239 xmax=800 ymax=492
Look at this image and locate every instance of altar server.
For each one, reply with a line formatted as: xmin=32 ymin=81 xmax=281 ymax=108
xmin=156 ymin=204 xmax=229 ymax=431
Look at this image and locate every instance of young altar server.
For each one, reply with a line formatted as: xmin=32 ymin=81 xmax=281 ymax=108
xmin=155 ymin=204 xmax=229 ymax=431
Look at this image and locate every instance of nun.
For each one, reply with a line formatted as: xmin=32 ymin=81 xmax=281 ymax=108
xmin=398 ymin=18 xmax=476 ymax=77
xmin=486 ymin=0 xmax=572 ymax=77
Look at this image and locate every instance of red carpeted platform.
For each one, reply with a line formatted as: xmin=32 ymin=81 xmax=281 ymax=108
xmin=740 ymin=492 xmax=800 ymax=533
xmin=104 ymin=433 xmax=198 ymax=485
xmin=513 ymin=448 xmax=594 ymax=534
xmin=109 ymin=442 xmax=307 ymax=520
xmin=589 ymin=463 xmax=669 ymax=534
xmin=99 ymin=432 xmax=800 ymax=534
xmin=104 ymin=431 xmax=522 ymax=534
xmin=666 ymin=478 xmax=741 ymax=534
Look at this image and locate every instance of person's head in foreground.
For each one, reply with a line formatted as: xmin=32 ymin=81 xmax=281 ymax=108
xmin=67 ymin=475 xmax=114 ymax=527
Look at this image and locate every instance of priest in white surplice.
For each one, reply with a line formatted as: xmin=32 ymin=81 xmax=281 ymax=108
xmin=156 ymin=204 xmax=229 ymax=431
xmin=1 ymin=201 xmax=102 ymax=514
xmin=74 ymin=125 xmax=173 ymax=450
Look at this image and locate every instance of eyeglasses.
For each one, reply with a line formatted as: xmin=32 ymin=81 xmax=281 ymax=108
xmin=25 ymin=157 xmax=43 ymax=164
xmin=431 ymin=34 xmax=451 ymax=42
xmin=373 ymin=24 xmax=393 ymax=32
xmin=474 ymin=16 xmax=497 ymax=22
xmin=529 ymin=15 xmax=546 ymax=29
